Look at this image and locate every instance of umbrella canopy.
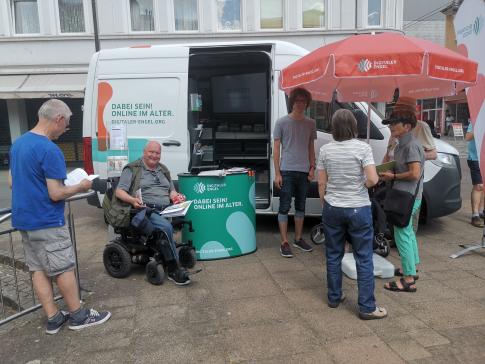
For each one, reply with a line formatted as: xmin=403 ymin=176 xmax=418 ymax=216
xmin=279 ymin=32 xmax=478 ymax=103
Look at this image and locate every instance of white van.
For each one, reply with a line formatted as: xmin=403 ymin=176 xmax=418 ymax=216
xmin=82 ymin=40 xmax=462 ymax=221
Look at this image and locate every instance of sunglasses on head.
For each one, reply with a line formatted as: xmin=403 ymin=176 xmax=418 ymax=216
xmin=384 ymin=115 xmax=412 ymax=125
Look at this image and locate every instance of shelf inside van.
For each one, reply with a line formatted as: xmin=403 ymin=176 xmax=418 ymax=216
xmin=215 ymin=132 xmax=268 ymax=140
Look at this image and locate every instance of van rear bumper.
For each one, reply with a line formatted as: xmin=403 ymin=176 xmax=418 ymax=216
xmin=422 ymin=162 xmax=462 ymax=220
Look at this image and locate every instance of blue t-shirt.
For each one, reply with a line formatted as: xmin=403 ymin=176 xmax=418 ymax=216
xmin=10 ymin=132 xmax=67 ymax=230
xmin=467 ymin=123 xmax=478 ymax=161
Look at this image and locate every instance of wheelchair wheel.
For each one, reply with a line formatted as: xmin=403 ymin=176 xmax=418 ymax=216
xmin=103 ymin=243 xmax=132 ymax=278
xmin=310 ymin=224 xmax=326 ymax=245
xmin=374 ymin=236 xmax=391 ymax=258
xmin=146 ymin=260 xmax=165 ymax=285
xmin=179 ymin=246 xmax=197 ymax=269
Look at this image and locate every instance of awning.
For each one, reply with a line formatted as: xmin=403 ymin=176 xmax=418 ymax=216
xmin=0 ymin=75 xmax=27 ymax=98
xmin=444 ymin=90 xmax=468 ymax=104
xmin=0 ymin=73 xmax=86 ymax=99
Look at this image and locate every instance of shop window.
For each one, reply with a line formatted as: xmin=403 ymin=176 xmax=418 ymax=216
xmin=130 ymin=0 xmax=154 ymax=31
xmin=367 ymin=0 xmax=381 ymax=26
xmin=302 ymin=0 xmax=325 ymax=29
xmin=260 ymin=0 xmax=283 ymax=29
xmin=58 ymin=0 xmax=85 ymax=33
xmin=217 ymin=0 xmax=241 ymax=31
xmin=174 ymin=0 xmax=198 ymax=31
xmin=12 ymin=0 xmax=40 ymax=34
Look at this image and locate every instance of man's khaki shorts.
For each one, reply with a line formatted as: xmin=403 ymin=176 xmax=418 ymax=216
xmin=20 ymin=225 xmax=76 ymax=277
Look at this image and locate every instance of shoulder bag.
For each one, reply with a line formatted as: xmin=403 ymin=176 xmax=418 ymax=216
xmin=383 ymin=172 xmax=423 ymax=228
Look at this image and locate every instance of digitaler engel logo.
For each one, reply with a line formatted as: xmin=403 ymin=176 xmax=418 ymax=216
xmin=473 ymin=15 xmax=483 ymax=35
xmin=194 ymin=182 xmax=206 ymax=194
xmin=358 ymin=59 xmax=372 ymax=72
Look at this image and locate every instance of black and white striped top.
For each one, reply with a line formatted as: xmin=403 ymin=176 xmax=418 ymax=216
xmin=317 ymin=139 xmax=375 ymax=208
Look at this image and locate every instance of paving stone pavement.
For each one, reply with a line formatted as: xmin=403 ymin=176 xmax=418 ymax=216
xmin=1 ymin=156 xmax=485 ymax=363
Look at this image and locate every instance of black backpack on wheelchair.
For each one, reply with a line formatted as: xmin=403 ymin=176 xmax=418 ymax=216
xmin=102 ymin=179 xmax=197 ymax=285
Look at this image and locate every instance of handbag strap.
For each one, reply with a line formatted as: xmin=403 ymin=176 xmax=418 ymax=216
xmin=388 ymin=164 xmax=424 ymax=199
xmin=412 ymin=169 xmax=424 ymax=199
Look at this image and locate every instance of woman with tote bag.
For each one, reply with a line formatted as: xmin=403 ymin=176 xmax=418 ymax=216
xmin=380 ymin=105 xmax=425 ymax=293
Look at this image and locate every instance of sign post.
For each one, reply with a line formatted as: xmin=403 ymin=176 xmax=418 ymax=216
xmin=451 ymin=123 xmax=465 ymax=140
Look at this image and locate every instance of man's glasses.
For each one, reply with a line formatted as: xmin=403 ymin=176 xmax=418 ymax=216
xmin=59 ymin=115 xmax=70 ymax=131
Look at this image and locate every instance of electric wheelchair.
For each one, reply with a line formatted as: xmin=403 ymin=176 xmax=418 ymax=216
xmin=100 ymin=180 xmax=198 ymax=285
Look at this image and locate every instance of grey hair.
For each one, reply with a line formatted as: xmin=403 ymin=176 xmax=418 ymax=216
xmin=143 ymin=140 xmax=161 ymax=151
xmin=38 ymin=99 xmax=72 ymax=121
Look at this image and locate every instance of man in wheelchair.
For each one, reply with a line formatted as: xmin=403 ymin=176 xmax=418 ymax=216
xmin=104 ymin=141 xmax=194 ymax=286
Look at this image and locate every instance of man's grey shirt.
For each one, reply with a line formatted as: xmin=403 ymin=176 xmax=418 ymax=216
xmin=118 ymin=162 xmax=174 ymax=207
xmin=273 ymin=115 xmax=317 ymax=173
xmin=393 ymin=132 xmax=425 ymax=200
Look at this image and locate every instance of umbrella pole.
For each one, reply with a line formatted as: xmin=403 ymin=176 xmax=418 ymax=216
xmin=366 ymin=103 xmax=371 ymax=144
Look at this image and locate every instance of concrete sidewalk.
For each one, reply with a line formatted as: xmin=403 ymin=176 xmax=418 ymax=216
xmin=5 ymin=202 xmax=485 ymax=364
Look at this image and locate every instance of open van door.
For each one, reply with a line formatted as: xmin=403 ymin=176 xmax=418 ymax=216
xmin=90 ymin=45 xmax=190 ymax=182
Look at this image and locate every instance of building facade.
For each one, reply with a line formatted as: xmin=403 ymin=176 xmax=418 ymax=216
xmin=0 ymin=0 xmax=404 ymax=166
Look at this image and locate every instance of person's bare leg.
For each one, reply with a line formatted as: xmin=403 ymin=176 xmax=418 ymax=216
xmin=294 ymin=217 xmax=304 ymax=241
xmin=55 ymin=270 xmax=81 ymax=312
xmin=471 ymin=184 xmax=483 ymax=214
xmin=32 ymin=271 xmax=58 ymax=318
xmin=279 ymin=220 xmax=288 ymax=243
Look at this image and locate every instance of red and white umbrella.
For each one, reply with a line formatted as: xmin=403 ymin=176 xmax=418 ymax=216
xmin=279 ymin=32 xmax=478 ymax=103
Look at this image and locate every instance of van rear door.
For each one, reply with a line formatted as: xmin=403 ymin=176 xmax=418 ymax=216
xmin=92 ymin=46 xmax=190 ymax=181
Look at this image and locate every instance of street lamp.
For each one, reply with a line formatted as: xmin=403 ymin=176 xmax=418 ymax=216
xmin=91 ymin=0 xmax=100 ymax=52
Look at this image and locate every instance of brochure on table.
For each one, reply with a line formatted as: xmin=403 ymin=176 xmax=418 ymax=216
xmin=198 ymin=167 xmax=248 ymax=177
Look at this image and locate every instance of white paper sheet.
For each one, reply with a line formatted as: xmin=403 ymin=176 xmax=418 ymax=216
xmin=109 ymin=125 xmax=127 ymax=150
xmin=64 ymin=168 xmax=98 ymax=186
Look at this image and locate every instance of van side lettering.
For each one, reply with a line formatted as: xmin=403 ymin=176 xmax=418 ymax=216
xmin=134 ymin=103 xmax=153 ymax=110
xmin=111 ymin=103 xmax=133 ymax=110
xmin=149 ymin=110 xmax=173 ymax=117
xmin=112 ymin=110 xmax=138 ymax=117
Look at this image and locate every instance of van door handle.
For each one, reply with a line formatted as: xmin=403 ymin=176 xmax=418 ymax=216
xmin=162 ymin=140 xmax=181 ymax=147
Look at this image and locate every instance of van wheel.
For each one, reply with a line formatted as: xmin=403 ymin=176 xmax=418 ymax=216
xmin=103 ymin=243 xmax=132 ymax=278
xmin=146 ymin=261 xmax=165 ymax=285
xmin=310 ymin=224 xmax=325 ymax=245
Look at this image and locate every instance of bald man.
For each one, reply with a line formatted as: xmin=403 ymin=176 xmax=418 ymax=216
xmin=115 ymin=141 xmax=190 ymax=285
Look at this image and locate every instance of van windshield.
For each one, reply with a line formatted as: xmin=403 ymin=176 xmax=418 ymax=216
xmin=304 ymin=100 xmax=357 ymax=133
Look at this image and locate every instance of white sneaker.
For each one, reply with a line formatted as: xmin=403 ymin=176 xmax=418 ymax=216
xmin=359 ymin=306 xmax=388 ymax=320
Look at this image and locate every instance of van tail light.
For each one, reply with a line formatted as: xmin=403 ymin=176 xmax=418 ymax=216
xmin=83 ymin=137 xmax=94 ymax=175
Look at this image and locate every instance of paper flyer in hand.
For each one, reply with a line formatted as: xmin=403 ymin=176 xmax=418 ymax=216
xmin=64 ymin=168 xmax=99 ymax=186
xmin=135 ymin=188 xmax=143 ymax=204
xmin=159 ymin=201 xmax=193 ymax=218
xmin=376 ymin=161 xmax=396 ymax=174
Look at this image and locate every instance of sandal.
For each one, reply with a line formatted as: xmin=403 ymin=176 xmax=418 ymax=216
xmin=394 ymin=268 xmax=419 ymax=281
xmin=384 ymin=278 xmax=417 ymax=293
